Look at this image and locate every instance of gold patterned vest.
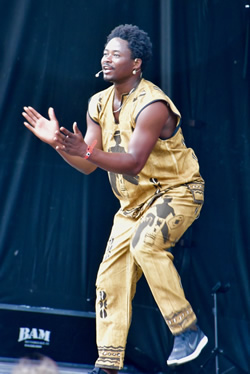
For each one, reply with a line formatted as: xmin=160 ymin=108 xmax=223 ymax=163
xmin=88 ymin=79 xmax=204 ymax=212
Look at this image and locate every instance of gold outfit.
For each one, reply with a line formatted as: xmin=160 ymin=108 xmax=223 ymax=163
xmin=88 ymin=79 xmax=204 ymax=370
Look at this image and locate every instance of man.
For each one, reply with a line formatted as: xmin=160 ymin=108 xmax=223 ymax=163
xmin=22 ymin=24 xmax=208 ymax=374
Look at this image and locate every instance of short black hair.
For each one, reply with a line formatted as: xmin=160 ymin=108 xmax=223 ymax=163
xmin=106 ymin=24 xmax=152 ymax=71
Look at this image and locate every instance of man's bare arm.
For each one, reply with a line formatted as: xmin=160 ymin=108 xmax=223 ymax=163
xmin=22 ymin=106 xmax=101 ymax=175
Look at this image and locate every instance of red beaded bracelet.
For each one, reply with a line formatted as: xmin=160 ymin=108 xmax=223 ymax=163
xmin=84 ymin=139 xmax=97 ymax=159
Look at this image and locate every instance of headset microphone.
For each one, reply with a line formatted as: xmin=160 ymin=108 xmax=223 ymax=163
xmin=95 ymin=70 xmax=103 ymax=78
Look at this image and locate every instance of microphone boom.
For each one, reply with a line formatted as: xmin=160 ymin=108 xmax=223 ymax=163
xmin=95 ymin=70 xmax=103 ymax=78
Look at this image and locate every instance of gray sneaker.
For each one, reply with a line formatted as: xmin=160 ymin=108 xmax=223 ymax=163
xmin=167 ymin=325 xmax=208 ymax=366
xmin=88 ymin=368 xmax=106 ymax=374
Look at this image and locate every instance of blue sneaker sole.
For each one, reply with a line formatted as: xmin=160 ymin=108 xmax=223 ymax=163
xmin=167 ymin=334 xmax=208 ymax=366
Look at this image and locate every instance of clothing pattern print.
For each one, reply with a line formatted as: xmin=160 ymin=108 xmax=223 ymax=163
xmin=88 ymin=79 xmax=204 ymax=212
xmin=95 ymin=184 xmax=204 ymax=370
xmin=88 ymin=78 xmax=205 ymax=371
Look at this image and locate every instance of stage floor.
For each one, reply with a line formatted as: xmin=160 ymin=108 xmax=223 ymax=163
xmin=0 ymin=360 xmax=145 ymax=374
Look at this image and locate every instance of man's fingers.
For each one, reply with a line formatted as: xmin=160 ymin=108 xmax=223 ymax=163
xmin=48 ymin=107 xmax=57 ymax=121
xmin=22 ymin=111 xmax=36 ymax=126
xmin=23 ymin=106 xmax=43 ymax=126
xmin=55 ymin=145 xmax=66 ymax=151
xmin=25 ymin=106 xmax=41 ymax=119
xmin=23 ymin=121 xmax=36 ymax=133
xmin=73 ymin=122 xmax=79 ymax=134
xmin=59 ymin=127 xmax=71 ymax=136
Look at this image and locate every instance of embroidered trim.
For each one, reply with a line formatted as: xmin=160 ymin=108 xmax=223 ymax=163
xmin=96 ymin=345 xmax=125 ymax=370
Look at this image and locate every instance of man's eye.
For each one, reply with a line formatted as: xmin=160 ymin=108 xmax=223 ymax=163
xmin=114 ymin=54 xmax=120 ymax=57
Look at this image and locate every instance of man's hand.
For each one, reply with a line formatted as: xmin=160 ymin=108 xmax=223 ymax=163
xmin=55 ymin=123 xmax=87 ymax=157
xmin=22 ymin=106 xmax=63 ymax=147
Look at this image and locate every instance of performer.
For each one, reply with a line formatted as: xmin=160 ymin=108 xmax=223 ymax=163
xmin=22 ymin=24 xmax=208 ymax=374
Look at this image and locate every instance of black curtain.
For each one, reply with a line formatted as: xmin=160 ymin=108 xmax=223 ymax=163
xmin=0 ymin=0 xmax=161 ymax=311
xmin=0 ymin=0 xmax=249 ymax=373
xmin=164 ymin=0 xmax=250 ymax=372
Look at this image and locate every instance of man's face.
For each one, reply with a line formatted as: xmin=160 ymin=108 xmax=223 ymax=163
xmin=101 ymin=37 xmax=134 ymax=82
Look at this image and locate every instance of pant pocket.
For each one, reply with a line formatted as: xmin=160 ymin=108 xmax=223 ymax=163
xmin=185 ymin=182 xmax=205 ymax=204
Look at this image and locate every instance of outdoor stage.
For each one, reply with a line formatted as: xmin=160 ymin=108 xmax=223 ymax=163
xmin=0 ymin=360 xmax=145 ymax=374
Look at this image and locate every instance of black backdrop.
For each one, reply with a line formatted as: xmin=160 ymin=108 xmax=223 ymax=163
xmin=0 ymin=0 xmax=249 ymax=373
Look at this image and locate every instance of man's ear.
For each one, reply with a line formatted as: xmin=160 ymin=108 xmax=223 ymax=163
xmin=134 ymin=58 xmax=142 ymax=70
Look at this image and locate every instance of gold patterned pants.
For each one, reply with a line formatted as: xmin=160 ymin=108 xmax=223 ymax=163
xmin=95 ymin=183 xmax=204 ymax=370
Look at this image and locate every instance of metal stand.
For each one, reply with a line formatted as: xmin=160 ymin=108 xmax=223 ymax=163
xmin=198 ymin=282 xmax=248 ymax=374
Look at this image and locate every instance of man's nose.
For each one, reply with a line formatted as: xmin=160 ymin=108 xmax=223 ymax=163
xmin=102 ymin=54 xmax=112 ymax=63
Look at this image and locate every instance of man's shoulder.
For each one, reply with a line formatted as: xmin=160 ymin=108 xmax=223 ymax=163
xmin=136 ymin=79 xmax=181 ymax=118
xmin=137 ymin=79 xmax=167 ymax=99
xmin=90 ymin=85 xmax=114 ymax=103
xmin=88 ymin=85 xmax=114 ymax=121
